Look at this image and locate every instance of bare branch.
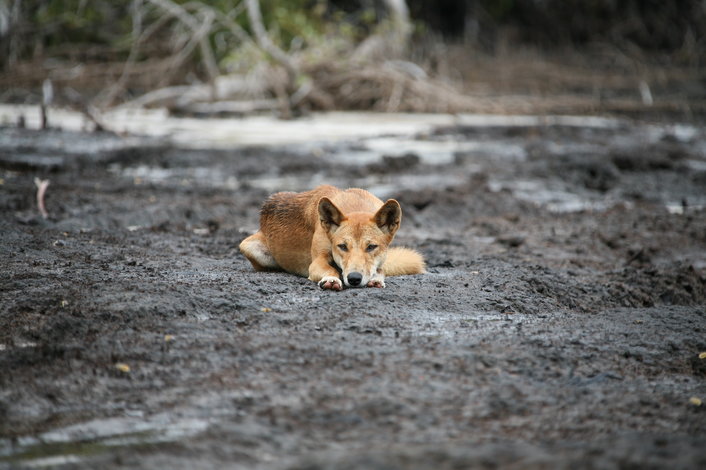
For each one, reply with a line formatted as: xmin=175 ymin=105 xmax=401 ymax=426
xmin=147 ymin=0 xmax=219 ymax=82
xmin=244 ymin=0 xmax=297 ymax=87
xmin=213 ymin=3 xmax=253 ymax=46
xmin=117 ymin=85 xmax=199 ymax=109
xmin=353 ymin=0 xmax=411 ymax=62
xmin=96 ymin=0 xmax=146 ymax=107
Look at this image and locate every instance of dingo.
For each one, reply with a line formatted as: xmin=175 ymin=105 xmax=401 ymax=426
xmin=239 ymin=185 xmax=425 ymax=290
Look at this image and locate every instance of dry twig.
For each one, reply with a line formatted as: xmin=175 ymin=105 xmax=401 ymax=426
xmin=34 ymin=178 xmax=50 ymax=219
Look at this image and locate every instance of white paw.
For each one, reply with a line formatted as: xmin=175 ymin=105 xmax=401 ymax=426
xmin=367 ymin=274 xmax=386 ymax=288
xmin=318 ymin=276 xmax=343 ymax=291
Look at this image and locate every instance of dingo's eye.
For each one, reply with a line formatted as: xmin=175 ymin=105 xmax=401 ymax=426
xmin=337 ymin=244 xmax=348 ymax=252
xmin=366 ymin=244 xmax=378 ymax=252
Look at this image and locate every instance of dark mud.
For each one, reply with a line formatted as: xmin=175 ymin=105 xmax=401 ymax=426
xmin=1 ymin=117 xmax=705 ymax=469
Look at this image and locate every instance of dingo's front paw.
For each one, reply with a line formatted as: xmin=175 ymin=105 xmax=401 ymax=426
xmin=367 ymin=274 xmax=385 ymax=288
xmin=318 ymin=276 xmax=343 ymax=291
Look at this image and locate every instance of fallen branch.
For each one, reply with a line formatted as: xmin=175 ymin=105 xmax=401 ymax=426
xmin=117 ymin=69 xmax=270 ymax=109
xmin=172 ymin=99 xmax=278 ymax=116
xmin=117 ymin=85 xmax=201 ymax=109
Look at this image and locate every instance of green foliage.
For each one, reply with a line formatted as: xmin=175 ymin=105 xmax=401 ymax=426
xmin=264 ymin=0 xmax=326 ymax=46
xmin=219 ymin=1 xmax=372 ymax=72
xmin=31 ymin=0 xmax=132 ymax=48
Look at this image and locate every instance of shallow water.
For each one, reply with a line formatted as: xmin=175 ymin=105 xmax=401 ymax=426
xmin=3 ymin=105 xmax=704 ymax=215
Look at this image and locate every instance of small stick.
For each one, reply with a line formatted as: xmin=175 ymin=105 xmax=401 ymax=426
xmin=34 ymin=178 xmax=50 ymax=219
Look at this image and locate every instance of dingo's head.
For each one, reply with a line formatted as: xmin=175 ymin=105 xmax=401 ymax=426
xmin=318 ymin=197 xmax=401 ymax=287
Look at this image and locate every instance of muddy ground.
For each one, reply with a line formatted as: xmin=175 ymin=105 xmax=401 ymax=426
xmin=1 ymin=115 xmax=705 ymax=469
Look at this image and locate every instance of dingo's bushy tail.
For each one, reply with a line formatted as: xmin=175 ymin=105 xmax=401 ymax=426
xmin=383 ymin=247 xmax=426 ymax=276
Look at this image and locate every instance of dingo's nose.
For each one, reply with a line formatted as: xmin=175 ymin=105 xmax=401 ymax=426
xmin=347 ymin=272 xmax=363 ymax=286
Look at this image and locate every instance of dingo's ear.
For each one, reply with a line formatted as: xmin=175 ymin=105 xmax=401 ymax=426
xmin=374 ymin=199 xmax=401 ymax=236
xmin=318 ymin=197 xmax=344 ymax=233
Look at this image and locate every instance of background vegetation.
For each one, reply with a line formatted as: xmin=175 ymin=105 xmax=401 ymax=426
xmin=1 ymin=0 xmax=704 ymax=117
